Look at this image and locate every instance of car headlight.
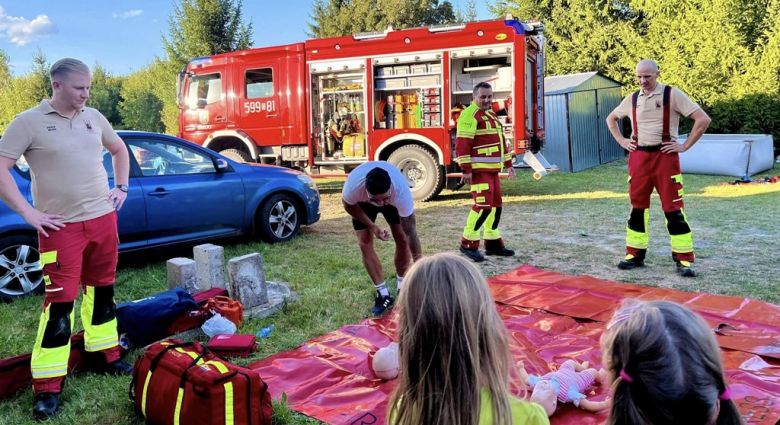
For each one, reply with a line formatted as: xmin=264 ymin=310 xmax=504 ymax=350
xmin=297 ymin=174 xmax=317 ymax=189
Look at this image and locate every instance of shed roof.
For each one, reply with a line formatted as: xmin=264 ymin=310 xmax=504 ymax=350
xmin=544 ymin=72 xmax=622 ymax=95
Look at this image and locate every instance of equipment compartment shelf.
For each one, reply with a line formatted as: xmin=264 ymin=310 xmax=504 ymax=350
xmin=374 ymin=72 xmax=441 ymax=80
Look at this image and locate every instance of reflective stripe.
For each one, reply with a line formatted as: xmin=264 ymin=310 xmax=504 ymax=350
xmin=224 ymin=382 xmax=235 ymax=425
xmin=457 ymin=131 xmax=476 ymax=138
xmin=472 ymin=163 xmax=503 ymax=170
xmin=477 ymin=146 xmax=499 ymax=155
xmin=45 ymin=287 xmax=64 ymax=293
xmin=471 ymin=157 xmax=503 ymax=163
xmin=174 ymin=388 xmax=184 ymax=425
xmin=31 ymin=364 xmax=68 ymax=379
xmin=142 ymin=371 xmax=152 ymax=416
xmin=457 ymin=156 xmax=472 ymax=165
xmin=44 ymin=275 xmax=51 ymax=286
xmin=677 ymin=188 xmax=684 ymax=196
xmin=462 ymin=209 xmax=482 ymax=241
xmin=483 ymin=208 xmax=501 ymax=240
xmin=85 ymin=338 xmax=118 ymax=351
xmin=470 ymin=183 xmax=489 ymax=193
xmin=476 ymin=196 xmax=486 ymax=203
xmin=671 ymin=174 xmax=683 ymax=184
xmin=40 ymin=251 xmax=57 ymax=267
xmin=669 ymin=209 xmax=694 ymax=253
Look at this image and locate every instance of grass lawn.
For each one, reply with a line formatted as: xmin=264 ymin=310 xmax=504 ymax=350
xmin=1 ymin=159 xmax=778 ymax=424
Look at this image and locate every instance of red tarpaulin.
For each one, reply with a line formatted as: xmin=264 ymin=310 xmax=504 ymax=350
xmin=249 ymin=265 xmax=780 ymax=425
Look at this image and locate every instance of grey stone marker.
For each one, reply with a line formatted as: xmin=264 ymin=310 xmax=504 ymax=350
xmin=194 ymin=244 xmax=226 ymax=291
xmin=228 ymin=253 xmax=268 ymax=308
xmin=166 ymin=258 xmax=198 ymax=293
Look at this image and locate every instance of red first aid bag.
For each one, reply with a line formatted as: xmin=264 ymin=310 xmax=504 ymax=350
xmin=129 ymin=339 xmax=272 ymax=425
xmin=207 ymin=334 xmax=257 ymax=358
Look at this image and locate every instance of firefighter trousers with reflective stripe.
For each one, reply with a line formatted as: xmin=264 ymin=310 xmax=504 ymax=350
xmin=32 ymin=212 xmax=121 ymax=395
xmin=461 ymin=172 xmax=506 ymax=250
xmin=626 ymin=150 xmax=694 ymax=262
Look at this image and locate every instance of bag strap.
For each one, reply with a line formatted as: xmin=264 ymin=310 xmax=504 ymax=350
xmin=662 ymin=85 xmax=672 ymax=142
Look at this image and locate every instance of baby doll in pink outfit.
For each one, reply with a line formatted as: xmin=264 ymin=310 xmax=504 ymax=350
xmin=517 ymin=359 xmax=610 ymax=416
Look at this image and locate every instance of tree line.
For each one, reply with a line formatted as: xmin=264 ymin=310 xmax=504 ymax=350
xmin=1 ymin=0 xmax=778 ymax=153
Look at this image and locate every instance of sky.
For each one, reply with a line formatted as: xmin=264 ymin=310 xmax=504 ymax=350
xmin=1 ymin=1 xmax=492 ymax=77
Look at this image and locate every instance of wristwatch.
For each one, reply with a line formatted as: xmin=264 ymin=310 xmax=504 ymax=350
xmin=116 ymin=184 xmax=129 ymax=193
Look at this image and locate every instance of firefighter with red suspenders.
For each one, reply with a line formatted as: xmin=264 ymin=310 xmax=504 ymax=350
xmin=456 ymin=82 xmax=517 ymax=262
xmin=606 ymin=59 xmax=712 ymax=277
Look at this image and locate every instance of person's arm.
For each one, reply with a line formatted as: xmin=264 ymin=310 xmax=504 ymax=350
xmin=0 ymin=156 xmax=65 ymax=237
xmin=399 ymin=213 xmax=422 ymax=261
xmin=105 ymin=137 xmax=130 ymax=211
xmin=606 ymin=111 xmax=636 ymax=152
xmin=342 ymin=199 xmax=389 ymax=241
xmin=455 ymin=112 xmax=476 ymax=185
xmin=579 ymin=397 xmax=611 ymax=412
xmin=661 ymin=109 xmax=711 ymax=153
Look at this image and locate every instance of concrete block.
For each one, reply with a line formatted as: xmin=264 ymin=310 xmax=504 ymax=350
xmin=166 ymin=258 xmax=198 ymax=293
xmin=194 ymin=244 xmax=226 ymax=291
xmin=228 ymin=253 xmax=267 ymax=309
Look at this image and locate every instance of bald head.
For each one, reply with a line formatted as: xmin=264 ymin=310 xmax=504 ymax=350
xmin=635 ymin=59 xmax=660 ymax=94
xmin=636 ymin=59 xmax=659 ymax=74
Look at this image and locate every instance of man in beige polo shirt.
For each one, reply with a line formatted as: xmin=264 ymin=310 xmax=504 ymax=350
xmin=0 ymin=58 xmax=132 ymax=420
xmin=606 ymin=59 xmax=711 ymax=278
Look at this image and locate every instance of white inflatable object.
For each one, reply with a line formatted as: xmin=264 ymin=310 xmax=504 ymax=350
xmin=678 ymin=134 xmax=775 ymax=177
xmin=372 ymin=342 xmax=399 ymax=381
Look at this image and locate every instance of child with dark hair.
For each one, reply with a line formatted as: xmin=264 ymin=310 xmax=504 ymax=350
xmin=601 ymin=300 xmax=744 ymax=425
xmin=388 ymin=253 xmax=549 ymax=425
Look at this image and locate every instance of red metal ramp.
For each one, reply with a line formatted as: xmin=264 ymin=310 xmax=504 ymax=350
xmin=248 ymin=266 xmax=780 ymax=425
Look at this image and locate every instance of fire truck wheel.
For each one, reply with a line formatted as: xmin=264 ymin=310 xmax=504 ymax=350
xmin=388 ymin=145 xmax=444 ymax=202
xmin=256 ymin=193 xmax=302 ymax=243
xmin=220 ymin=148 xmax=253 ymax=163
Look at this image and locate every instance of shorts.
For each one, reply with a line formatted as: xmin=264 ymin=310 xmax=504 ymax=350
xmin=352 ymin=202 xmax=401 ymax=231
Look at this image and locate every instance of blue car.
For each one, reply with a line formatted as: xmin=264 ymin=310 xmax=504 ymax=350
xmin=0 ymin=131 xmax=320 ymax=301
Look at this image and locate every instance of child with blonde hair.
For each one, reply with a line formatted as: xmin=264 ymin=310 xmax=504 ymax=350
xmin=388 ymin=253 xmax=549 ymax=425
xmin=601 ymin=299 xmax=744 ymax=425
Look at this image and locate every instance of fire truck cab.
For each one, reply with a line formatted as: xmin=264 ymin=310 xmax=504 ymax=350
xmin=177 ymin=15 xmax=551 ymax=201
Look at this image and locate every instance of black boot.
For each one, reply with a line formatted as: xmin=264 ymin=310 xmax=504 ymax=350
xmin=92 ymin=359 xmax=134 ymax=376
xmin=459 ymin=245 xmax=485 ymax=262
xmin=33 ymin=393 xmax=60 ymax=421
xmin=484 ymin=240 xmax=514 ymax=257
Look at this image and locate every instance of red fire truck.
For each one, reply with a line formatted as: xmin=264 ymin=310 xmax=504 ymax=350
xmin=176 ymin=15 xmax=552 ymax=201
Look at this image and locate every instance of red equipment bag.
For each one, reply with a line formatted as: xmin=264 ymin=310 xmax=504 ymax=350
xmin=129 ymin=339 xmax=272 ymax=425
xmin=207 ymin=334 xmax=257 ymax=358
xmin=204 ymin=296 xmax=244 ymax=328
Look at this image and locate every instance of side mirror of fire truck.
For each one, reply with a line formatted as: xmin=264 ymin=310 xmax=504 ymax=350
xmin=196 ymin=99 xmax=208 ymax=109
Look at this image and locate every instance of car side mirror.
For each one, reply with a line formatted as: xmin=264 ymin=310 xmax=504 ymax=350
xmin=215 ymin=158 xmax=229 ymax=172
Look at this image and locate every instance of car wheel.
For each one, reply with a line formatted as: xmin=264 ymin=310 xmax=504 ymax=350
xmin=256 ymin=193 xmax=302 ymax=243
xmin=220 ymin=148 xmax=253 ymax=163
xmin=388 ymin=145 xmax=444 ymax=202
xmin=0 ymin=234 xmax=44 ymax=302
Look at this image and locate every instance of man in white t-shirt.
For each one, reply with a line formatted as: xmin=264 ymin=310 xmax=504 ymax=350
xmin=342 ymin=162 xmax=422 ymax=316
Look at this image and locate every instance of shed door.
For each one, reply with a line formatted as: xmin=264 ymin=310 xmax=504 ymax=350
xmin=596 ymin=87 xmax=625 ymax=164
xmin=568 ymin=91 xmax=600 ymax=172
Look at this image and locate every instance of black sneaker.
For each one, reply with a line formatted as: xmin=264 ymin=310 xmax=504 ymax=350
xmin=617 ymin=254 xmax=644 ymax=270
xmin=459 ymin=246 xmax=485 ymax=262
xmin=372 ymin=294 xmax=395 ymax=317
xmin=485 ymin=247 xmax=515 ymax=256
xmin=676 ymin=261 xmax=696 ymax=277
xmin=33 ymin=393 xmax=60 ymax=421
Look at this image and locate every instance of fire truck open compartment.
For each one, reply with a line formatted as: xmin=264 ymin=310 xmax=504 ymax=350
xmin=311 ymin=68 xmax=368 ymax=162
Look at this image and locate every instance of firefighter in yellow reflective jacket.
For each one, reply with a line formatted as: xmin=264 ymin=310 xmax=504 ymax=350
xmin=456 ymin=82 xmax=516 ymax=262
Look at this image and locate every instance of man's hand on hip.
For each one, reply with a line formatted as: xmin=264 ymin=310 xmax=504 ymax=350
xmin=661 ymin=140 xmax=688 ymax=154
xmin=618 ymin=138 xmax=637 ymax=152
xmin=22 ymin=209 xmax=65 ymax=238
xmin=371 ymin=224 xmax=390 ymax=241
xmin=109 ymin=188 xmax=128 ymax=211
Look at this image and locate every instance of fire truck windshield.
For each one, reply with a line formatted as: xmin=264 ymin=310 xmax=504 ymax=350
xmin=179 ymin=72 xmax=222 ymax=110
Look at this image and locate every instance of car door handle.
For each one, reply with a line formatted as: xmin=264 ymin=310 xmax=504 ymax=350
xmin=267 ymin=114 xmax=278 ymax=118
xmin=215 ymin=116 xmax=226 ymax=122
xmin=149 ymin=189 xmax=170 ymax=197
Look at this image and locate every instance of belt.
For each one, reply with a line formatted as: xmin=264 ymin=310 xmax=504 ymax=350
xmin=635 ymin=144 xmax=662 ymax=152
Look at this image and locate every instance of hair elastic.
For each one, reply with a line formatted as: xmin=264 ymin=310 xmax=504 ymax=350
xmin=619 ymin=369 xmax=634 ymax=383
xmin=718 ymin=387 xmax=731 ymax=401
